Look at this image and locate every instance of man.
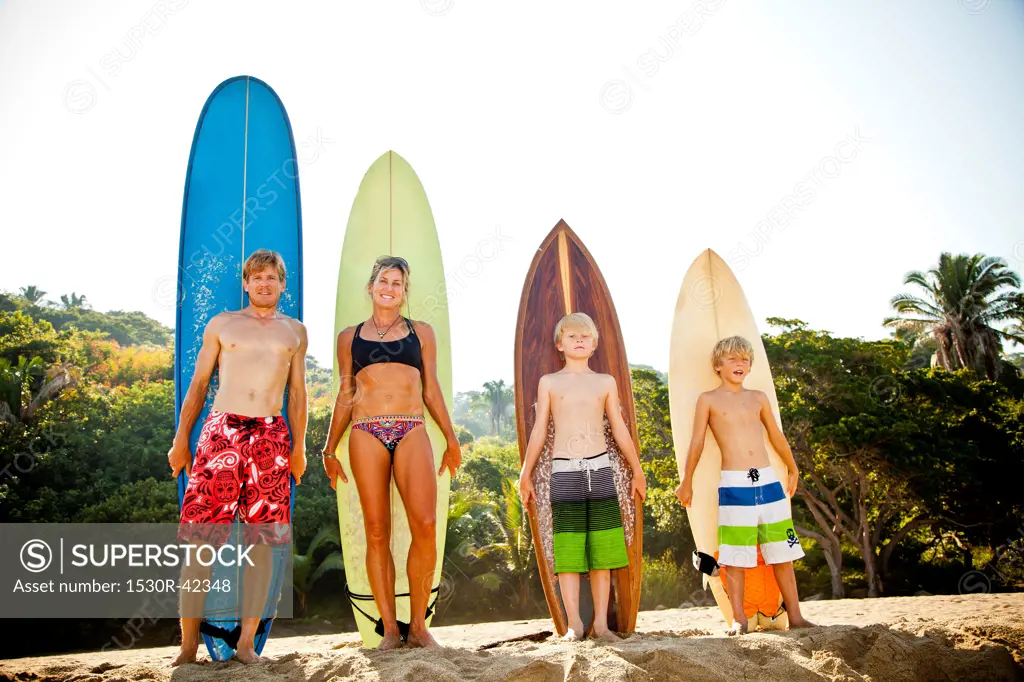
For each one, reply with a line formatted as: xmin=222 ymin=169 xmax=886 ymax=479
xmin=168 ymin=249 xmax=308 ymax=664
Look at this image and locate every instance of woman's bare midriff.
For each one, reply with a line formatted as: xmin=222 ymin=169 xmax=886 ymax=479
xmin=352 ymin=364 xmax=424 ymax=419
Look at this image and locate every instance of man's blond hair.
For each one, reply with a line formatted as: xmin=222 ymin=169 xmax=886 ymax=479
xmin=712 ymin=335 xmax=754 ymax=369
xmin=243 ymin=249 xmax=286 ymax=282
xmin=554 ymin=312 xmax=599 ymax=349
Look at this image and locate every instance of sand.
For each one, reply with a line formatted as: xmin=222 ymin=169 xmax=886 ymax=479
xmin=1 ymin=593 xmax=1021 ymax=681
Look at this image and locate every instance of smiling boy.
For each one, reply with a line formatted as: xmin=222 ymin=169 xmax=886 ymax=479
xmin=676 ymin=335 xmax=813 ymax=635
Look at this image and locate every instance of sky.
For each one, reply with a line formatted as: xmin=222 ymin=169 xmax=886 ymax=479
xmin=1 ymin=0 xmax=1022 ymax=393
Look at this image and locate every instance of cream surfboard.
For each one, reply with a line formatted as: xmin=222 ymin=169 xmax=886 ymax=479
xmin=668 ymin=248 xmax=789 ymax=629
xmin=332 ymin=151 xmax=452 ymax=647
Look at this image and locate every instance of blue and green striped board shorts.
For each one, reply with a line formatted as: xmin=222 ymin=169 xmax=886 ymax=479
xmin=718 ymin=466 xmax=805 ymax=568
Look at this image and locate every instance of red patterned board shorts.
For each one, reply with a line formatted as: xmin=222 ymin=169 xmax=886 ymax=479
xmin=178 ymin=410 xmax=292 ymax=545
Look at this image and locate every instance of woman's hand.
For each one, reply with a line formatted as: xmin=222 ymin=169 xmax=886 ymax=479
xmin=438 ymin=440 xmax=462 ymax=478
xmin=323 ymin=450 xmax=348 ymax=489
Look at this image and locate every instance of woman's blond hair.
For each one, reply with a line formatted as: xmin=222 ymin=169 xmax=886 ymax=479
xmin=554 ymin=312 xmax=599 ymax=349
xmin=712 ymin=335 xmax=754 ymax=369
xmin=243 ymin=249 xmax=286 ymax=281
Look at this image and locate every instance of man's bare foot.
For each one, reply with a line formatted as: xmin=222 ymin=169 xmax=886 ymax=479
xmin=593 ymin=629 xmax=621 ymax=643
xmin=169 ymin=646 xmax=199 ymax=667
xmin=726 ymin=620 xmax=748 ymax=636
xmin=406 ymin=629 xmax=439 ymax=648
xmin=376 ymin=632 xmax=404 ymax=651
xmin=234 ymin=646 xmax=267 ymax=664
xmin=788 ymin=617 xmax=816 ymax=629
xmin=559 ymin=628 xmax=584 ymax=642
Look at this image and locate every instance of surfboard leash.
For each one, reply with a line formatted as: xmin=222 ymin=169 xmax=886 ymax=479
xmin=344 ymin=583 xmax=441 ymax=642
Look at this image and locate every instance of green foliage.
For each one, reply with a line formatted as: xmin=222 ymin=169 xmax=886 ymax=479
xmin=453 ymin=423 xmax=475 ymax=446
xmin=0 ymin=293 xmax=172 ymax=347
xmin=640 ymin=551 xmax=702 ymax=610
xmin=79 ymin=479 xmax=178 ymax=522
xmin=765 ymin=318 xmax=1024 ymax=596
xmin=293 ymin=527 xmax=344 ymax=614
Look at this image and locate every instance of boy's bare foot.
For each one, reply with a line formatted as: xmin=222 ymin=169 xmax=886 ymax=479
xmin=787 ymin=617 xmax=816 ymax=629
xmin=234 ymin=647 xmax=267 ymax=664
xmin=376 ymin=632 xmax=404 ymax=651
xmin=169 ymin=646 xmax=199 ymax=667
xmin=406 ymin=629 xmax=439 ymax=648
xmin=725 ymin=620 xmax=748 ymax=636
xmin=593 ymin=629 xmax=621 ymax=643
xmin=560 ymin=628 xmax=584 ymax=642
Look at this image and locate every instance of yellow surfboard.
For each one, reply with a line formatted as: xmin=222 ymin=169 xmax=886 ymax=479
xmin=332 ymin=151 xmax=452 ymax=647
xmin=668 ymin=248 xmax=789 ymax=630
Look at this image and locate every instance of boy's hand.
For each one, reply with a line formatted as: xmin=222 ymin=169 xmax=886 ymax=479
xmin=675 ymin=480 xmax=693 ymax=508
xmin=631 ymin=468 xmax=647 ymax=502
xmin=787 ymin=469 xmax=800 ymax=497
xmin=519 ymin=474 xmax=535 ymax=507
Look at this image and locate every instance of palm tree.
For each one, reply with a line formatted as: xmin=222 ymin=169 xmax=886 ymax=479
xmin=0 ymin=356 xmax=45 ymax=423
xmin=884 ymin=253 xmax=1024 ymax=380
xmin=470 ymin=380 xmax=514 ymax=435
xmin=59 ymin=293 xmax=88 ymax=310
xmin=292 ymin=528 xmax=344 ymax=615
xmin=473 ymin=477 xmax=536 ymax=613
xmin=18 ymin=286 xmax=46 ymax=304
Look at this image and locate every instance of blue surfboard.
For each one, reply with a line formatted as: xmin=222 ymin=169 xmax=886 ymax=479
xmin=175 ymin=75 xmax=302 ymax=661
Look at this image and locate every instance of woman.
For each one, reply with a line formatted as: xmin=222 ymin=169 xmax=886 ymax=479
xmin=322 ymin=255 xmax=461 ymax=650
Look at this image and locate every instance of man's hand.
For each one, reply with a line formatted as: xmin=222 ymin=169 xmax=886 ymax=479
xmin=675 ymin=480 xmax=693 ymax=508
xmin=168 ymin=441 xmax=193 ymax=478
xmin=631 ymin=467 xmax=647 ymax=502
xmin=323 ymin=449 xmax=348 ymax=490
xmin=519 ymin=473 xmax=536 ymax=507
xmin=787 ymin=469 xmax=800 ymax=497
xmin=290 ymin=445 xmax=306 ymax=485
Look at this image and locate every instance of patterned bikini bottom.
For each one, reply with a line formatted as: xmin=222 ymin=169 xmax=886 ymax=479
xmin=351 ymin=415 xmax=426 ymax=458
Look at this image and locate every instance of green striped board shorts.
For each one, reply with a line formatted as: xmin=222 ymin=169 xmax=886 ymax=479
xmin=551 ymin=452 xmax=629 ymax=574
xmin=718 ymin=466 xmax=805 ymax=568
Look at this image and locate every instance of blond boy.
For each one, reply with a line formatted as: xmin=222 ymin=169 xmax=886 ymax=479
xmin=519 ymin=312 xmax=646 ymax=642
xmin=676 ymin=336 xmax=813 ymax=634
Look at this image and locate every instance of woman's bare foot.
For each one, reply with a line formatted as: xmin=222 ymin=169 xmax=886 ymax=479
xmin=168 ymin=645 xmax=199 ymax=667
xmin=376 ymin=632 xmax=404 ymax=651
xmin=593 ymin=629 xmax=621 ymax=643
xmin=788 ymin=617 xmax=816 ymax=629
xmin=406 ymin=629 xmax=439 ymax=648
xmin=725 ymin=620 xmax=749 ymax=636
xmin=234 ymin=647 xmax=267 ymax=664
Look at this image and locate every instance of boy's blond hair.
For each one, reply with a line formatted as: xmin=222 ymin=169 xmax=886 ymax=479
xmin=712 ymin=335 xmax=754 ymax=369
xmin=554 ymin=312 xmax=599 ymax=349
xmin=243 ymin=249 xmax=286 ymax=282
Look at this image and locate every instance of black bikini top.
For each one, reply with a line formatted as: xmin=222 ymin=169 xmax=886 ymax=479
xmin=351 ymin=317 xmax=423 ymax=374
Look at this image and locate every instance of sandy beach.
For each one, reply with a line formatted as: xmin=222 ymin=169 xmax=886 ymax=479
xmin=1 ymin=593 xmax=1021 ymax=681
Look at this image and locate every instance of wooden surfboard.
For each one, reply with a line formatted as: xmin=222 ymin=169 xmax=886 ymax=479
xmin=513 ymin=219 xmax=643 ymax=636
xmin=668 ymin=248 xmax=789 ymax=630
